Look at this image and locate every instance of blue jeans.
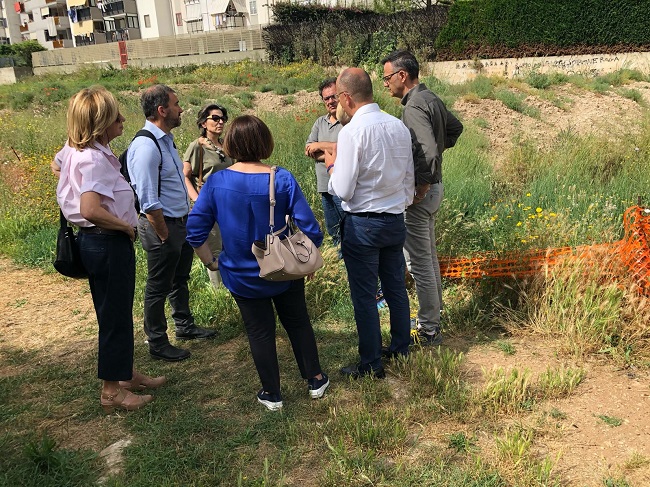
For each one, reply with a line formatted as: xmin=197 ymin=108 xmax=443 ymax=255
xmin=321 ymin=192 xmax=344 ymax=247
xmin=341 ymin=213 xmax=411 ymax=370
xmin=79 ymin=232 xmax=135 ymax=381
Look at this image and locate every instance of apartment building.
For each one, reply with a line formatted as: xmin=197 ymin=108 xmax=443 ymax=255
xmin=0 ymin=1 xmax=22 ymax=44
xmin=66 ymin=0 xmax=141 ymax=46
xmin=15 ymin=0 xmax=72 ymax=49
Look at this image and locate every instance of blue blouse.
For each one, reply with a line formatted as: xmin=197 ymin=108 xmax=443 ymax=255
xmin=186 ymin=166 xmax=324 ymax=299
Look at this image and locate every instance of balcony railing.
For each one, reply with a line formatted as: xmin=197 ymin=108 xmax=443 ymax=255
xmin=52 ymin=39 xmax=65 ymax=48
xmin=105 ymin=28 xmax=130 ymax=42
xmin=19 ymin=24 xmax=28 ymax=32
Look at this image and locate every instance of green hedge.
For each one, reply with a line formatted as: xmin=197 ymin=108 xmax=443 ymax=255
xmin=436 ymin=0 xmax=650 ymax=57
xmin=264 ymin=5 xmax=449 ymax=66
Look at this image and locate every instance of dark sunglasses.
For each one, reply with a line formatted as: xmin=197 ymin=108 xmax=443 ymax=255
xmin=206 ymin=115 xmax=227 ymax=123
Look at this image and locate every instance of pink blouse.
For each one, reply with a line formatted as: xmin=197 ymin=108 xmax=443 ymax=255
xmin=56 ymin=142 xmax=138 ymax=228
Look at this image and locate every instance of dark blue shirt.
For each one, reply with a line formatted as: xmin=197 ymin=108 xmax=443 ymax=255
xmin=186 ymin=166 xmax=323 ymax=298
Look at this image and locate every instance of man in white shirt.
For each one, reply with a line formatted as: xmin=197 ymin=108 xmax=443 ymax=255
xmin=325 ymin=67 xmax=415 ymax=378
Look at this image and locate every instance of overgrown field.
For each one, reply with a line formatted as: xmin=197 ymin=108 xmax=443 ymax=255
xmin=1 ymin=61 xmax=650 ymax=486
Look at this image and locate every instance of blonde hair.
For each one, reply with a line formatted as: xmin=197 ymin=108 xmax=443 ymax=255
xmin=67 ymin=86 xmax=119 ymax=150
xmin=336 ymin=103 xmax=351 ymax=126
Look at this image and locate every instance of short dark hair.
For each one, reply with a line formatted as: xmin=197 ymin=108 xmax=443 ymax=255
xmin=197 ymin=103 xmax=228 ymax=137
xmin=338 ymin=68 xmax=373 ymax=102
xmin=381 ymin=50 xmax=419 ymax=80
xmin=223 ymin=115 xmax=273 ymax=162
xmin=141 ymin=84 xmax=175 ymax=120
xmin=318 ymin=77 xmax=337 ymax=98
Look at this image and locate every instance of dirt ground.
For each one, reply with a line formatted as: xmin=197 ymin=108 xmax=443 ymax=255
xmin=3 ymin=81 xmax=650 ymax=485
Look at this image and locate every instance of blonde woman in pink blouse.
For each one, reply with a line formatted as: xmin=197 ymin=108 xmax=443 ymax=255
xmin=56 ymin=87 xmax=165 ymax=413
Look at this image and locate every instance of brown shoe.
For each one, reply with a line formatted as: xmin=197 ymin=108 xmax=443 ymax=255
xmin=101 ymin=388 xmax=153 ymax=414
xmin=119 ymin=370 xmax=167 ymax=391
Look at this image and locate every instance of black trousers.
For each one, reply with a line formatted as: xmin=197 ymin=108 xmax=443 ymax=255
xmin=78 ymin=232 xmax=134 ymax=382
xmin=138 ymin=215 xmax=196 ymax=346
xmin=231 ymin=279 xmax=322 ymax=395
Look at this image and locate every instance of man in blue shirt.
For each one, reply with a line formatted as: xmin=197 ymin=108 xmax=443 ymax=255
xmin=128 ymin=84 xmax=216 ymax=362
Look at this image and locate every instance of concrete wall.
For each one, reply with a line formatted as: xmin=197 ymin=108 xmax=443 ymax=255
xmin=33 ymin=48 xmax=267 ymax=75
xmin=0 ymin=66 xmax=33 ymax=85
xmin=430 ymin=52 xmax=650 ymax=84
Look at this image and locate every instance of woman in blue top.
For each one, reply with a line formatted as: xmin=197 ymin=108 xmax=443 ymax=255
xmin=186 ymin=115 xmax=329 ymax=411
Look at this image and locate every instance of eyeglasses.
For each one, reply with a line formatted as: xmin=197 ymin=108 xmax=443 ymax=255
xmin=334 ymin=91 xmax=349 ymax=101
xmin=322 ymin=94 xmax=337 ymax=102
xmin=382 ymin=71 xmax=402 ymax=83
xmin=206 ymin=115 xmax=227 ymax=123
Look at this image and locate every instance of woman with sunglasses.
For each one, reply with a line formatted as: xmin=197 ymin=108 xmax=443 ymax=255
xmin=57 ymin=86 xmax=165 ymax=414
xmin=183 ymin=104 xmax=233 ymax=289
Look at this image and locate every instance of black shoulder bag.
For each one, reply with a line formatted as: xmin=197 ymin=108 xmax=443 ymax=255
xmin=53 ymin=210 xmax=88 ymax=279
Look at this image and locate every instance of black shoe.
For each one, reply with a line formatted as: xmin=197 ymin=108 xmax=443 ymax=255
xmin=340 ymin=363 xmax=385 ymax=379
xmin=150 ymin=343 xmax=191 ymax=362
xmin=175 ymin=325 xmax=217 ymax=340
xmin=381 ymin=346 xmax=408 ymax=362
xmin=410 ymin=327 xmax=443 ymax=347
xmin=257 ymin=390 xmax=283 ymax=411
xmin=308 ymin=373 xmax=330 ymax=399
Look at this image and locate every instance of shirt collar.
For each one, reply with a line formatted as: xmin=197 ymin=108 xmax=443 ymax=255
xmin=353 ymin=103 xmax=381 ymax=118
xmin=401 ymin=83 xmax=427 ymax=106
xmin=144 ymin=120 xmax=169 ymax=140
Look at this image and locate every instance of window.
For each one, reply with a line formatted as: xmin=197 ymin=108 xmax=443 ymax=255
xmin=94 ymin=20 xmax=104 ymax=32
xmin=126 ymin=15 xmax=138 ymax=29
xmin=184 ymin=0 xmax=199 ymax=4
xmin=249 ymin=0 xmax=257 ymax=14
xmin=187 ymin=19 xmax=203 ymax=33
xmin=143 ymin=14 xmax=150 ymax=28
xmin=176 ymin=12 xmax=182 ymax=26
xmin=89 ymin=0 xmax=96 ymax=6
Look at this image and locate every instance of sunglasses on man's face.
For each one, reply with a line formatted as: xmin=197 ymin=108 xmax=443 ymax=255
xmin=206 ymin=115 xmax=227 ymax=123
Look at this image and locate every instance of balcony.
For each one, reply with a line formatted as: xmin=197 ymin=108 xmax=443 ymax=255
xmin=19 ymin=23 xmax=28 ymax=32
xmin=50 ymin=38 xmax=72 ymax=48
xmin=105 ymin=28 xmax=130 ymax=42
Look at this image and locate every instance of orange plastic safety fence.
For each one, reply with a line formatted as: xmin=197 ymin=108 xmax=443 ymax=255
xmin=439 ymin=206 xmax=650 ymax=295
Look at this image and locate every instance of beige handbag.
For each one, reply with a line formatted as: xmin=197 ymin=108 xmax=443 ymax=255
xmin=251 ymin=166 xmax=324 ymax=281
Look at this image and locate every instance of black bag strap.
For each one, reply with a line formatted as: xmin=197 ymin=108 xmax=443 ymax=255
xmin=59 ymin=209 xmax=68 ymax=230
xmin=132 ymin=129 xmax=163 ymax=198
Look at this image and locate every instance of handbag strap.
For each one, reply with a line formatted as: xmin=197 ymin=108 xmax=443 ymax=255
xmin=268 ymin=166 xmax=276 ymax=232
xmin=59 ymin=209 xmax=68 ymax=230
xmin=197 ymin=140 xmax=205 ymax=188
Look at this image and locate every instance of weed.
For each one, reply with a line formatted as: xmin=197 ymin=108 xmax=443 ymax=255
xmin=537 ymin=366 xmax=585 ymax=398
xmin=495 ymin=339 xmax=516 ymax=355
xmin=618 ymin=88 xmax=644 ymax=104
xmin=596 ymin=414 xmax=623 ymax=427
xmin=447 ymin=432 xmax=476 ymax=453
xmin=480 ymin=367 xmax=533 ymax=414
xmin=623 ymin=451 xmax=650 ymax=470
xmin=603 ymin=477 xmax=630 ymax=487
xmin=549 ymin=408 xmax=567 ymax=420
xmin=495 ymin=425 xmax=533 ymax=466
xmin=495 ymin=89 xmax=540 ymax=118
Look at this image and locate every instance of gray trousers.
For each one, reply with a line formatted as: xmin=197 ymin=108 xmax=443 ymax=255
xmin=403 ymin=182 xmax=444 ymax=332
xmin=138 ymin=215 xmax=195 ymax=345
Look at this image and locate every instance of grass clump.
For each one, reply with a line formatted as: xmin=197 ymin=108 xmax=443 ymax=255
xmin=596 ymin=414 xmax=623 ymax=427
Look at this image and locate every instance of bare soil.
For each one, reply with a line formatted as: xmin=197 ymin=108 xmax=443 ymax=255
xmin=3 ymin=81 xmax=650 ymax=485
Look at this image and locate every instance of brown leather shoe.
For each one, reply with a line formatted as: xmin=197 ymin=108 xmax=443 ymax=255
xmin=119 ymin=370 xmax=167 ymax=391
xmin=100 ymin=388 xmax=153 ymax=414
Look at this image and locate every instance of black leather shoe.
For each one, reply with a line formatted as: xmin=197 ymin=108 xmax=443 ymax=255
xmin=381 ymin=346 xmax=409 ymax=362
xmin=340 ymin=363 xmax=385 ymax=379
xmin=175 ymin=325 xmax=217 ymax=340
xmin=150 ymin=343 xmax=191 ymax=362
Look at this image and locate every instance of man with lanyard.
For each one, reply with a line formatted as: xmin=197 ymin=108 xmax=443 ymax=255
xmin=128 ymin=84 xmax=216 ymax=362
xmin=381 ymin=50 xmax=464 ymax=346
xmin=325 ymin=68 xmax=414 ymax=378
xmin=305 ymin=77 xmax=344 ymax=255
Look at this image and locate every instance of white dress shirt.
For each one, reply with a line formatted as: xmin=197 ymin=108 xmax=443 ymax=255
xmin=329 ymin=103 xmax=414 ymax=214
